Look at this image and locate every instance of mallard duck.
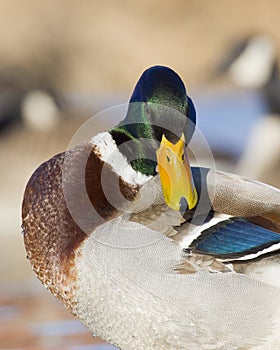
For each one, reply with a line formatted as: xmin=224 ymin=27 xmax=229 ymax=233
xmin=22 ymin=66 xmax=280 ymax=350
xmin=214 ymin=34 xmax=278 ymax=99
xmin=223 ymin=33 xmax=280 ymax=188
xmin=0 ymin=65 xmax=63 ymax=135
xmin=212 ymin=33 xmax=280 ymax=187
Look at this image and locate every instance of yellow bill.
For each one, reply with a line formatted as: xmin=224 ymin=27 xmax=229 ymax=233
xmin=156 ymin=133 xmax=198 ymax=211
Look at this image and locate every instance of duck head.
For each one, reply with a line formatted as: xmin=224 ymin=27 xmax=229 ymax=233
xmin=110 ymin=66 xmax=198 ymax=212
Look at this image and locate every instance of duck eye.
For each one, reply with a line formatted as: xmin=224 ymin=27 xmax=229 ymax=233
xmin=166 ymin=155 xmax=171 ymax=163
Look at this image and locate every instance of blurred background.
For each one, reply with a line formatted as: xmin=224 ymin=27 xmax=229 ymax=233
xmin=1 ymin=0 xmax=280 ymax=349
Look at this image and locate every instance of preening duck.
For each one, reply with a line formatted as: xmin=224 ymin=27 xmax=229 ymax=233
xmin=22 ymin=66 xmax=280 ymax=350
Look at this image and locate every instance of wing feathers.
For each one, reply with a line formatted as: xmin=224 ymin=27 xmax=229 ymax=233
xmin=189 ymin=217 xmax=280 ymax=260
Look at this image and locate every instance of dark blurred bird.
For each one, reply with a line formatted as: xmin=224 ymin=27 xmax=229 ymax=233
xmin=0 ymin=65 xmax=63 ymax=135
xmin=213 ymin=34 xmax=280 ymax=187
xmin=215 ymin=34 xmax=279 ymax=113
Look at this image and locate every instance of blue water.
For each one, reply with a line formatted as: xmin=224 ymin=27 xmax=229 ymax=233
xmin=193 ymin=88 xmax=267 ymax=158
xmin=29 ymin=319 xmax=89 ymax=337
xmin=70 ymin=345 xmax=118 ymax=350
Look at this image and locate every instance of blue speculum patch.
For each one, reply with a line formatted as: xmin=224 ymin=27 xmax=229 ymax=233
xmin=190 ymin=217 xmax=280 ymax=258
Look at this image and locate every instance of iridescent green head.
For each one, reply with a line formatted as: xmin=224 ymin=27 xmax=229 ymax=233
xmin=110 ymin=65 xmax=198 ymax=212
xmin=110 ymin=65 xmax=196 ymax=176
